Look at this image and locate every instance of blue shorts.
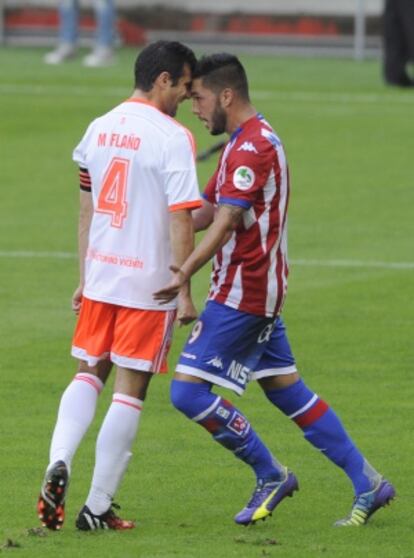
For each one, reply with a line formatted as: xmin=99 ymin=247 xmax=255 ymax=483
xmin=176 ymin=301 xmax=297 ymax=395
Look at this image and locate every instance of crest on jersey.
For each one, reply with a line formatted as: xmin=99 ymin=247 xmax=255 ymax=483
xmin=233 ymin=166 xmax=255 ymax=191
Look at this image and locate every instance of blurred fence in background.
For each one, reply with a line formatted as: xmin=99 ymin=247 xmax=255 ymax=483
xmin=0 ymin=0 xmax=384 ymax=59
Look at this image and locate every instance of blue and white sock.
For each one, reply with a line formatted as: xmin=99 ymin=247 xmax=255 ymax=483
xmin=265 ymin=379 xmax=380 ymax=495
xmin=171 ymin=379 xmax=284 ymax=483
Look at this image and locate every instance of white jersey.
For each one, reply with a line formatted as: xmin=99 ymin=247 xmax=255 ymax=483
xmin=73 ymin=98 xmax=201 ymax=310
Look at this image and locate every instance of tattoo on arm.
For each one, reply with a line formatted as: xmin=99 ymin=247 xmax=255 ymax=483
xmin=221 ymin=204 xmax=245 ymax=228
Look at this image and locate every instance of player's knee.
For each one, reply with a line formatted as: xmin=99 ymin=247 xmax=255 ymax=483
xmin=170 ymin=379 xmax=190 ymax=415
xmin=170 ymin=379 xmax=213 ymax=419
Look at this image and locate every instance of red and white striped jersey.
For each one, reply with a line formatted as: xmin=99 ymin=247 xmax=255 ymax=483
xmin=203 ymin=113 xmax=289 ymax=317
xmin=73 ymin=98 xmax=201 ymax=311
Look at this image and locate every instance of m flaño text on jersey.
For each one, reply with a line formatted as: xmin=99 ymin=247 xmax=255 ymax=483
xmin=98 ymin=133 xmax=141 ymax=151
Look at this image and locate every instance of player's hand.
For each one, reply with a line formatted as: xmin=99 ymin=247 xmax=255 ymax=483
xmin=153 ymin=265 xmax=186 ymax=304
xmin=72 ymin=285 xmax=83 ymax=315
xmin=177 ymin=294 xmax=198 ymax=327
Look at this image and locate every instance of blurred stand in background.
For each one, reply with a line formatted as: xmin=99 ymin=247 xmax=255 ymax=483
xmin=44 ymin=0 xmax=115 ymax=67
xmin=2 ymin=1 xmax=386 ymax=62
xmin=383 ymin=0 xmax=414 ymax=86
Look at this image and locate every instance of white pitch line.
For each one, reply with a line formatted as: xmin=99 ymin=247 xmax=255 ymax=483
xmin=0 ymin=84 xmax=129 ymax=98
xmin=290 ymin=258 xmax=414 ymax=270
xmin=1 ymin=83 xmax=414 ymax=106
xmin=251 ymin=90 xmax=414 ymax=106
xmin=0 ymin=250 xmax=76 ymax=259
xmin=0 ymin=251 xmax=413 ymax=270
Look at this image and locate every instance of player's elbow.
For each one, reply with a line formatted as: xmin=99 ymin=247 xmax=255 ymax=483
xmin=194 ymin=215 xmax=212 ymax=232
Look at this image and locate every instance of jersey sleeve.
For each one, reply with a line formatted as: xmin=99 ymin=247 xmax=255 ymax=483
xmin=163 ymin=129 xmax=202 ymax=212
xmin=218 ymin=142 xmax=275 ymax=209
xmin=73 ymin=124 xmax=95 ymax=191
xmin=72 ymin=121 xmax=95 ymax=168
xmin=202 ymin=168 xmax=219 ymax=204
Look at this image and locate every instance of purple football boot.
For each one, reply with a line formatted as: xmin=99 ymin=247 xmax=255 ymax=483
xmin=234 ymin=468 xmax=299 ymax=526
xmin=334 ymin=478 xmax=396 ymax=526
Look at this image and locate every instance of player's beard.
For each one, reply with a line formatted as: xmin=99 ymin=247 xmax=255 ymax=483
xmin=166 ymin=95 xmax=180 ymax=117
xmin=168 ymin=103 xmax=178 ymax=117
xmin=210 ymin=99 xmax=227 ymax=136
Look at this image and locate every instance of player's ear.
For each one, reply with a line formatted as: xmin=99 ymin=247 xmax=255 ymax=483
xmin=220 ymin=88 xmax=234 ymax=108
xmin=155 ymin=71 xmax=172 ymax=90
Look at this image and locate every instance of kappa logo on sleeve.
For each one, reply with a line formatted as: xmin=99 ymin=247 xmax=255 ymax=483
xmin=237 ymin=142 xmax=258 ymax=154
xmin=233 ymin=166 xmax=255 ymax=191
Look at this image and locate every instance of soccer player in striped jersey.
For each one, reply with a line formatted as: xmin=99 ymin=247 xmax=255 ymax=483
xmin=37 ymin=41 xmax=201 ymax=531
xmin=154 ymin=53 xmax=395 ymax=527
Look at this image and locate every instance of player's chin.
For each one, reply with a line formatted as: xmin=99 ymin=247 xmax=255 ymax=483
xmin=210 ymin=127 xmax=223 ymax=136
xmin=178 ymin=316 xmax=196 ymax=326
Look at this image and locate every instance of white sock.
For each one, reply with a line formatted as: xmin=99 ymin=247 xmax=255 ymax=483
xmin=85 ymin=393 xmax=143 ymax=515
xmin=49 ymin=373 xmax=103 ymax=472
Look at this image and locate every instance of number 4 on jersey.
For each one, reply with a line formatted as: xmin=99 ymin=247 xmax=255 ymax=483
xmin=97 ymin=157 xmax=129 ymax=228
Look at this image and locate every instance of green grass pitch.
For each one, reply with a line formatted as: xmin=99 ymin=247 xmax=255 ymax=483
xmin=0 ymin=46 xmax=413 ymax=557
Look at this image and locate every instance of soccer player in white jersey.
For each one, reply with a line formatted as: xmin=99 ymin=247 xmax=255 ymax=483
xmin=37 ymin=41 xmax=201 ymax=531
xmin=155 ymin=54 xmax=395 ymax=527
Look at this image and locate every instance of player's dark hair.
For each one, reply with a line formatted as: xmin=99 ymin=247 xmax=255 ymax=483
xmin=134 ymin=41 xmax=196 ymax=91
xmin=193 ymin=53 xmax=250 ymax=101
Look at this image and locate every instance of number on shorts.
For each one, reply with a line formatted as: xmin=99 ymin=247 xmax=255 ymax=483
xmin=188 ymin=320 xmax=203 ymax=344
xmin=97 ymin=157 xmax=129 ymax=228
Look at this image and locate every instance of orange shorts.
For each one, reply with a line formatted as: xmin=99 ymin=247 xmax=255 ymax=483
xmin=71 ymin=297 xmax=176 ymax=373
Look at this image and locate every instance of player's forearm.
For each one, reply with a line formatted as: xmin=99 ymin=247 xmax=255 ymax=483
xmin=192 ymin=199 xmax=214 ymax=232
xmin=180 ymin=205 xmax=242 ymax=280
xmin=170 ymin=209 xmax=195 ymax=295
xmin=78 ymin=191 xmax=93 ymax=286
xmin=179 ymin=225 xmax=225 ymax=280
